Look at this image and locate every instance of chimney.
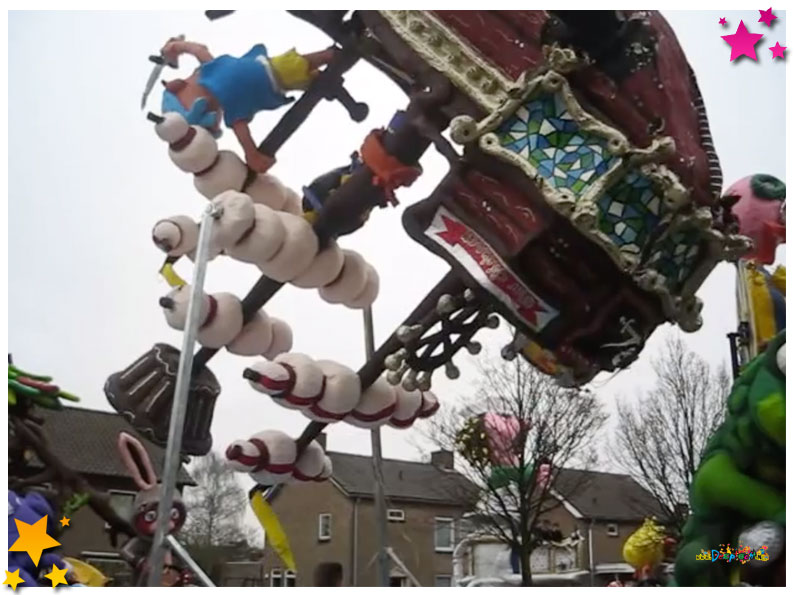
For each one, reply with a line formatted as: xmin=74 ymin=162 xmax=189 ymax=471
xmin=316 ymin=433 xmax=327 ymax=451
xmin=431 ymin=449 xmax=454 ymax=470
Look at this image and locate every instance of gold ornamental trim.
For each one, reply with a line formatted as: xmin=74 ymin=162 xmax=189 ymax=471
xmin=379 ymin=10 xmax=515 ymax=112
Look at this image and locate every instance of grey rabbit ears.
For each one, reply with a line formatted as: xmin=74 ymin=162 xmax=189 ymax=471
xmin=117 ymin=431 xmax=159 ymax=491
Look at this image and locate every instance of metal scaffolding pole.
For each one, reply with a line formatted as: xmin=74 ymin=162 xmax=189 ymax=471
xmin=364 ymin=306 xmax=390 ymax=587
xmin=734 ymin=260 xmax=755 ymax=370
xmin=166 ymin=535 xmax=216 ymax=587
xmin=146 ymin=203 xmax=219 ymax=587
xmin=387 ymin=547 xmax=421 ymax=587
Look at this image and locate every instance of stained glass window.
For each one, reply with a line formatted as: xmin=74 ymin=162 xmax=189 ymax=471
xmin=496 ymin=93 xmax=620 ymax=196
xmin=597 ymin=170 xmax=663 ymax=256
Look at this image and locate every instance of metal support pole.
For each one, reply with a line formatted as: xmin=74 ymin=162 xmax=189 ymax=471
xmin=364 ymin=306 xmax=390 ymax=587
xmin=734 ymin=260 xmax=754 ymax=368
xmin=727 ymin=332 xmax=741 ymax=380
xmin=147 ymin=203 xmax=219 ymax=586
xmin=588 ymin=520 xmax=595 ymax=587
xmin=386 ymin=547 xmax=421 ymax=587
xmin=166 ymin=535 xmax=216 ymax=587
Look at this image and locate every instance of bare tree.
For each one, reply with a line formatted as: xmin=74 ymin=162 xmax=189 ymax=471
xmin=181 ymin=451 xmax=250 ymax=546
xmin=180 ymin=451 xmax=256 ymax=578
xmin=609 ymin=334 xmax=730 ymax=533
xmin=421 ymin=353 xmax=607 ymax=586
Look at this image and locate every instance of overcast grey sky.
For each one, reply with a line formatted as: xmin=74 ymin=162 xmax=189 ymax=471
xmin=8 ymin=11 xmax=786 ymax=475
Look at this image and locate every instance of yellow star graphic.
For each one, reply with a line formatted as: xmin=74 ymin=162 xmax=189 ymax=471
xmin=3 ymin=569 xmax=25 ymax=591
xmin=59 ymin=517 xmax=70 ymax=528
xmin=8 ymin=515 xmax=61 ymax=566
xmin=43 ymin=565 xmax=68 ymax=588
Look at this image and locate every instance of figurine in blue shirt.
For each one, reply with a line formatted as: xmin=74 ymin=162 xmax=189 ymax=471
xmin=160 ymin=39 xmax=336 ymax=172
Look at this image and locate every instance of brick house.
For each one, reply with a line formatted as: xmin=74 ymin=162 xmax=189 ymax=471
xmin=460 ymin=468 xmax=667 ymax=586
xmin=30 ymin=407 xmax=194 ymax=586
xmin=199 ymin=542 xmax=267 ymax=586
xmin=259 ymin=447 xmax=477 ymax=587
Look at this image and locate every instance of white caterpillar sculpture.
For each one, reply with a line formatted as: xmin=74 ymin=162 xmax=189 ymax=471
xmin=153 ymin=112 xmax=302 ymax=214
xmin=159 ymin=284 xmax=293 ymax=357
xmin=152 ymin=191 xmax=380 ymax=309
xmin=224 ymin=429 xmax=331 ymax=486
xmin=153 ymin=114 xmax=409 ymax=486
xmin=243 ymin=354 xmax=440 ymax=427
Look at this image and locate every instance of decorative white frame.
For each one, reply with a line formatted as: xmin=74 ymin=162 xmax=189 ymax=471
xmin=387 ymin=508 xmax=406 ymax=522
xmin=379 ymin=10 xmax=515 ymax=112
xmin=434 ymin=517 xmax=455 ymax=552
xmin=318 ymin=513 xmax=332 ymax=541
xmin=449 ymin=68 xmax=688 ymax=280
xmin=105 ymin=489 xmax=136 ymax=530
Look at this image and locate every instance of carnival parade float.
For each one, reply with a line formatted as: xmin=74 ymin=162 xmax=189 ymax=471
xmin=7 ymin=9 xmax=771 ymax=586
xmin=111 ymin=7 xmax=750 ymax=454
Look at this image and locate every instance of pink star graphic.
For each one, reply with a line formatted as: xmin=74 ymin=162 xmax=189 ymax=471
xmin=758 ymin=8 xmax=778 ymax=27
xmin=721 ymin=20 xmax=764 ymax=61
xmin=719 ymin=18 xmax=727 ymax=26
xmin=769 ymin=41 xmax=787 ymax=59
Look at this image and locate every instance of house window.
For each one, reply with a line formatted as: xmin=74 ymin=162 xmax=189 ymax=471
xmin=531 ymin=547 xmax=551 ymax=573
xmin=554 ymin=547 xmax=577 ymax=572
xmin=108 ymin=491 xmax=135 ymax=520
xmin=387 ymin=509 xmax=405 ymax=522
xmin=607 ymin=523 xmax=619 ymax=537
xmin=271 ymin=569 xmax=283 ymax=587
xmin=285 ymin=571 xmax=296 ymax=587
xmin=435 ymin=575 xmax=452 ymax=587
xmin=82 ymin=553 xmax=132 ymax=587
xmin=434 ymin=517 xmax=454 ymax=552
xmin=389 ymin=576 xmax=406 ymax=587
xmin=318 ymin=513 xmax=332 ymax=541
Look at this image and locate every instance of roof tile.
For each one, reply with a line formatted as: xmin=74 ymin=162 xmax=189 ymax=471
xmin=555 ymin=468 xmax=666 ymax=522
xmin=328 ymin=452 xmax=477 ymax=506
xmin=31 ymin=407 xmax=194 ymax=485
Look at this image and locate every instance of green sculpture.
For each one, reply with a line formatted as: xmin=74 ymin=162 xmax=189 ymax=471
xmin=673 ymin=330 xmax=785 ymax=586
xmin=8 ymin=362 xmax=80 ymax=410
